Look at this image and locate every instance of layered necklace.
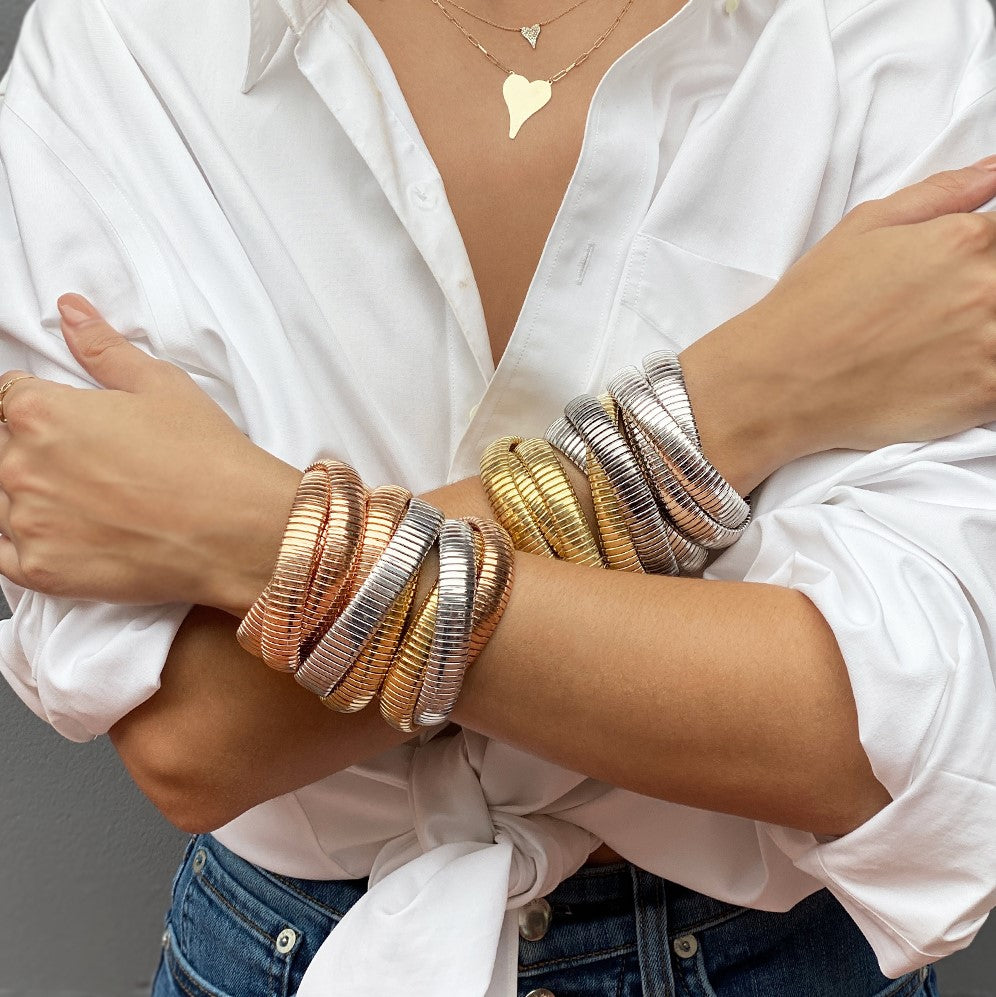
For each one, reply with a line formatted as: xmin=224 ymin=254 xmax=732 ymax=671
xmin=439 ymin=0 xmax=595 ymax=49
xmin=426 ymin=0 xmax=639 ymax=139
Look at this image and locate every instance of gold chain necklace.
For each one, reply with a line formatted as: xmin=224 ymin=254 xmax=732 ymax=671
xmin=438 ymin=0 xmax=595 ymax=49
xmin=426 ymin=0 xmax=639 ymax=139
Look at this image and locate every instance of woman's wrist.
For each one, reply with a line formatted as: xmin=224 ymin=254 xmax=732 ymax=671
xmin=206 ymin=452 xmax=304 ymax=618
xmin=679 ymin=306 xmax=806 ymax=495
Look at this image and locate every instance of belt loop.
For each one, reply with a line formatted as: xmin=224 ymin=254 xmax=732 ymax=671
xmin=630 ymin=865 xmax=676 ymax=997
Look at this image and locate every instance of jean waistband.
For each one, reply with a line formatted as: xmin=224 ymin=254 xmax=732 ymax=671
xmin=182 ymin=833 xmax=749 ymax=940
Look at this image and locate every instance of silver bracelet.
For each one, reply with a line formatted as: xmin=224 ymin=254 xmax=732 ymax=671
xmin=414 ymin=517 xmax=478 ymax=727
xmin=643 ymin=350 xmax=700 ymax=448
xmin=620 ymin=410 xmax=739 ymax=552
xmin=295 ymin=497 xmax=444 ymax=698
xmin=607 ymin=365 xmax=750 ymax=531
xmin=543 ymin=415 xmax=587 ymax=472
xmin=564 ymin=393 xmax=680 ymax=575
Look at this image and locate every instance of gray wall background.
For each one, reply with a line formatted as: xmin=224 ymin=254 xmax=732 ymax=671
xmin=0 ymin=0 xmax=993 ymax=993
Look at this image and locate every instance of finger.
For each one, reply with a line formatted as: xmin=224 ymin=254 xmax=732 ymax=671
xmin=845 ymin=158 xmax=996 ymax=233
xmin=0 ymin=534 xmax=26 ymax=589
xmin=57 ymin=293 xmax=170 ymax=393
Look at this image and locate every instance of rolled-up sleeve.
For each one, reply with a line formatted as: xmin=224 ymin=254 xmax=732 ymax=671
xmin=699 ymin=1 xmax=996 ymax=974
xmin=707 ymin=433 xmax=996 ymax=973
xmin=0 ymin=0 xmax=201 ymax=742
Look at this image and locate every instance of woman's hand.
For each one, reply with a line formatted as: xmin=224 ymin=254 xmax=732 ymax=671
xmin=3 ymin=161 xmax=996 ymax=611
xmin=681 ymin=159 xmax=996 ymax=494
xmin=0 ymin=294 xmax=300 ymax=614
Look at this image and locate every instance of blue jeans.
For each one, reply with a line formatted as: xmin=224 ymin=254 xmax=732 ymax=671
xmin=152 ymin=833 xmax=939 ymax=996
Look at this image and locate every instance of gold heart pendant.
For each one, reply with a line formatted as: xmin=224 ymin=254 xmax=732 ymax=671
xmin=503 ymin=73 xmax=552 ymax=139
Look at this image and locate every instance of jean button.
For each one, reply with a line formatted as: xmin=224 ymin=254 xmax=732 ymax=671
xmin=276 ymin=927 xmax=298 ymax=954
xmin=673 ymin=933 xmax=699 ymax=958
xmin=524 ymin=990 xmax=556 ymax=997
xmin=192 ymin=849 xmax=207 ymax=873
xmin=518 ymin=897 xmax=553 ymax=941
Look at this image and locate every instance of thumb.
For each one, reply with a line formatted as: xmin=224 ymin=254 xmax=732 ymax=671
xmin=846 ymin=156 xmax=996 ymax=232
xmin=57 ymin=293 xmax=163 ymax=392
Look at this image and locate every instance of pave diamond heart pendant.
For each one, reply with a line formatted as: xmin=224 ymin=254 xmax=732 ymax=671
xmin=503 ymin=73 xmax=553 ymax=139
xmin=520 ymin=23 xmax=541 ymax=48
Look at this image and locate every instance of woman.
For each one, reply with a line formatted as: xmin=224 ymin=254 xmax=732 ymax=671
xmin=0 ymin=0 xmax=994 ymax=994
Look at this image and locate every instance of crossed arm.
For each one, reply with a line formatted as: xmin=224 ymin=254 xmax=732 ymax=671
xmin=9 ymin=171 xmax=996 ymax=845
xmin=109 ymin=331 xmax=889 ymax=839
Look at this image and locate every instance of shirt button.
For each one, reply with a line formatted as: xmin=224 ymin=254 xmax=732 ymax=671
xmin=276 ymin=927 xmax=298 ymax=954
xmin=468 ymin=402 xmax=480 ymax=421
xmin=409 ymin=181 xmax=440 ymax=210
xmin=723 ymin=0 xmax=740 ymax=12
xmin=518 ymin=897 xmax=553 ymax=941
xmin=673 ymin=933 xmax=699 ymax=958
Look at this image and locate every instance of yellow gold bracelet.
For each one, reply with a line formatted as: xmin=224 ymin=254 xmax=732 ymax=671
xmin=586 ymin=446 xmax=644 ymax=573
xmin=379 ymin=582 xmax=440 ymax=733
xmin=481 ymin=437 xmax=558 ymax=556
xmin=511 ymin=438 xmax=604 ymax=567
xmin=321 ymin=486 xmax=415 ymax=713
xmin=464 ymin=517 xmax=515 ymax=664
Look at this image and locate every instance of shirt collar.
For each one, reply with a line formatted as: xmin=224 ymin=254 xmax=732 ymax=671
xmin=242 ymin=0 xmax=327 ymax=93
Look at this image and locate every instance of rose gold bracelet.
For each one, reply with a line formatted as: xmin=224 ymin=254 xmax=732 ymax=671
xmin=237 ymin=465 xmax=331 ymax=669
xmin=299 ymin=460 xmax=368 ymax=650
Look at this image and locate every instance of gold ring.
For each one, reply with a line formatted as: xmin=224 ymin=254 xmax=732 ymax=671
xmin=0 ymin=376 xmax=35 ymax=424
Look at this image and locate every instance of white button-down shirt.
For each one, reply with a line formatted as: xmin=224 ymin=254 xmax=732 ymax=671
xmin=1 ymin=0 xmax=995 ymax=992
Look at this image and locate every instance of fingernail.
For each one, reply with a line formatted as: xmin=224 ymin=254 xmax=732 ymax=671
xmin=57 ymin=295 xmax=99 ymax=327
xmin=972 ymin=155 xmax=996 ymax=171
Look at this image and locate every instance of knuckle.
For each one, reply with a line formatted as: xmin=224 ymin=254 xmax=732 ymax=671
xmin=0 ymin=451 xmax=27 ymax=493
xmin=76 ymin=339 xmax=109 ymax=364
xmin=7 ymin=503 xmax=50 ymax=543
xmin=7 ymin=505 xmax=34 ymax=540
xmin=18 ymin=551 xmax=58 ymax=594
xmin=943 ymin=212 xmax=994 ymax=252
xmin=4 ymin=383 xmax=46 ymax=427
xmin=76 ymin=330 xmax=123 ymax=363
xmin=964 ymin=264 xmax=996 ymax=311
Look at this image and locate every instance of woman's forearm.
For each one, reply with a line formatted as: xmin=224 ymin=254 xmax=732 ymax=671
xmin=433 ymin=475 xmax=888 ymax=838
xmin=115 ymin=536 xmax=883 ymax=838
xmin=452 ymin=547 xmax=888 ymax=837
xmin=109 ymin=603 xmax=421 ymax=832
xmin=113 ymin=441 xmax=885 ymax=840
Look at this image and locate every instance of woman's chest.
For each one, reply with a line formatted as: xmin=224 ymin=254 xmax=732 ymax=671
xmin=114 ymin=0 xmax=847 ymax=484
xmin=346 ymin=0 xmax=691 ymax=366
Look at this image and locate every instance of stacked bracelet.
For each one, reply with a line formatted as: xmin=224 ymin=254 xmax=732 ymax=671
xmin=482 ymin=349 xmax=750 ymax=576
xmin=237 ymin=462 xmax=515 ymax=733
xmin=238 ymin=349 xmax=748 ymax=733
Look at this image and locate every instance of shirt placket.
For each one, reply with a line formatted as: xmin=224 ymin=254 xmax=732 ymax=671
xmin=279 ymin=0 xmax=715 ymax=484
xmin=285 ymin=0 xmax=494 ymax=390
xmin=447 ymin=5 xmax=714 ymax=481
